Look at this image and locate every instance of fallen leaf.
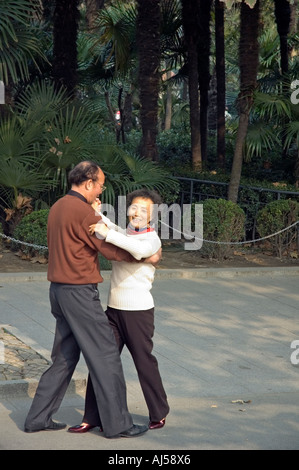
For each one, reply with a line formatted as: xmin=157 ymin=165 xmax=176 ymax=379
xmin=231 ymin=399 xmax=251 ymax=404
xmin=30 ymin=256 xmax=48 ymax=264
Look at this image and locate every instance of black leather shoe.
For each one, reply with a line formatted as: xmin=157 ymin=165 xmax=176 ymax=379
xmin=24 ymin=420 xmax=67 ymax=433
xmin=68 ymin=423 xmax=100 ymax=433
xmin=107 ymin=424 xmax=148 ymax=439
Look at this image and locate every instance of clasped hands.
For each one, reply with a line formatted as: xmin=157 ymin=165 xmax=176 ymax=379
xmin=89 ymin=221 xmax=109 ymax=239
xmin=89 ymin=221 xmax=162 ymax=265
xmin=89 ymin=198 xmax=161 ymax=265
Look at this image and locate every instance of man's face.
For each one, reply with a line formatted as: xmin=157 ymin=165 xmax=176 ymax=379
xmin=127 ymin=197 xmax=153 ymax=230
xmin=86 ymin=170 xmax=105 ymax=205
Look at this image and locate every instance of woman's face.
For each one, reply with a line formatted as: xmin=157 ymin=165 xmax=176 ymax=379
xmin=127 ymin=197 xmax=153 ymax=230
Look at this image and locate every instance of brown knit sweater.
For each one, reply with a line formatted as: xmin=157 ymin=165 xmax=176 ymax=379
xmin=47 ymin=192 xmax=135 ymax=284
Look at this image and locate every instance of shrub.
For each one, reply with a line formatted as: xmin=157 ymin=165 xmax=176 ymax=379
xmin=13 ymin=209 xmax=49 ymax=257
xmin=256 ymin=199 xmax=299 ymax=258
xmin=157 ymin=129 xmax=192 ymax=170
xmin=13 ymin=209 xmax=112 ymax=269
xmin=201 ymin=199 xmax=246 ymax=260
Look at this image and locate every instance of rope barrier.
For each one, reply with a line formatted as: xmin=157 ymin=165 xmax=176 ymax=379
xmin=0 ymin=220 xmax=298 ymax=250
xmin=159 ymin=220 xmax=299 ymax=246
xmin=0 ymin=233 xmax=48 ymax=251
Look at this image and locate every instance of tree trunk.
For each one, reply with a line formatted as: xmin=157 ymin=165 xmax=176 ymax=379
xmin=290 ymin=0 xmax=298 ymax=186
xmin=290 ymin=0 xmax=297 ymax=33
xmin=181 ymin=0 xmax=202 ymax=171
xmin=123 ymin=91 xmax=133 ymax=132
xmin=52 ymin=0 xmax=80 ymax=98
xmin=198 ymin=0 xmax=212 ymax=164
xmin=274 ymin=0 xmax=291 ymax=76
xmin=136 ymin=0 xmax=161 ymax=161
xmin=164 ymin=70 xmax=173 ymax=131
xmin=274 ymin=0 xmax=291 ymax=160
xmin=228 ymin=0 xmax=260 ymax=203
xmin=228 ymin=113 xmax=249 ymax=200
xmin=215 ymin=0 xmax=226 ymax=169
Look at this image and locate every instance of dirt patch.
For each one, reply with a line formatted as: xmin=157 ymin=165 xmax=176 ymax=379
xmin=159 ymin=246 xmax=299 ymax=269
xmin=0 ymin=248 xmax=48 ymax=273
xmin=0 ymin=241 xmax=299 ymax=273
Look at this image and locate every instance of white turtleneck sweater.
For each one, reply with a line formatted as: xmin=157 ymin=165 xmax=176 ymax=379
xmin=100 ymin=214 xmax=161 ymax=311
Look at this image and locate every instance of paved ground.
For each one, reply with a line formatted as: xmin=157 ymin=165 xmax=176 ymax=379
xmin=0 ymin=267 xmax=299 ymax=451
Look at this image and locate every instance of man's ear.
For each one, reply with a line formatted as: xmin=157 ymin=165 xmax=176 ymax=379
xmin=85 ymin=179 xmax=93 ymax=191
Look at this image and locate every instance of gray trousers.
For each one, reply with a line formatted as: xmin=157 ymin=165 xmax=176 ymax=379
xmin=24 ymin=283 xmax=133 ymax=437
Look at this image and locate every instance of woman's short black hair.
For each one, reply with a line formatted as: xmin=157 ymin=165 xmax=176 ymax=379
xmin=126 ymin=189 xmax=162 ymax=208
xmin=68 ymin=161 xmax=100 ymax=186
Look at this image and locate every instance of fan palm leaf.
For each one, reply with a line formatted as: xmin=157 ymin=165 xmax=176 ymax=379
xmin=283 ymin=121 xmax=299 ymax=149
xmin=254 ymin=92 xmax=292 ymax=120
xmin=118 ymin=150 xmax=178 ymax=192
xmin=0 ymin=159 xmax=51 ymax=208
xmin=244 ymin=122 xmax=279 ymax=161
xmin=96 ymin=0 xmax=137 ymax=72
xmin=43 ymin=104 xmax=101 ymax=191
xmin=0 ymin=114 xmax=42 ymax=162
xmin=16 ymin=80 xmax=70 ymax=123
xmin=0 ymin=0 xmax=46 ymax=83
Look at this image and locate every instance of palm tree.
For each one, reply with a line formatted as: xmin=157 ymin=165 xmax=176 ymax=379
xmin=81 ymin=1 xmax=138 ymax=142
xmin=0 ymin=0 xmax=46 ymax=111
xmin=136 ymin=0 xmax=161 ymax=161
xmin=198 ymin=0 xmax=212 ymax=164
xmin=181 ymin=0 xmax=202 ymax=171
xmin=0 ymin=78 xmax=177 ymax=212
xmin=290 ymin=0 xmax=298 ymax=33
xmin=215 ymin=0 xmax=226 ymax=168
xmin=228 ymin=0 xmax=260 ymax=203
xmin=274 ymin=0 xmax=291 ymax=78
xmin=274 ymin=0 xmax=291 ymax=159
xmin=52 ymin=0 xmax=80 ymax=97
xmin=159 ymin=0 xmax=183 ymax=131
xmin=0 ymin=81 xmax=69 ymax=221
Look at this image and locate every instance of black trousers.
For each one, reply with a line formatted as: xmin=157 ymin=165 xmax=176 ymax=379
xmin=24 ymin=283 xmax=133 ymax=437
xmin=83 ymin=306 xmax=169 ymax=424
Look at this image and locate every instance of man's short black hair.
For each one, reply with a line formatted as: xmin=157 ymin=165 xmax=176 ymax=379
xmin=68 ymin=161 xmax=100 ymax=186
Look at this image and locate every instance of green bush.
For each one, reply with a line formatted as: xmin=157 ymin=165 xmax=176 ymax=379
xmin=13 ymin=210 xmax=49 ymax=256
xmin=174 ymin=171 xmax=299 ymax=240
xmin=13 ymin=209 xmax=112 ymax=269
xmin=201 ymin=198 xmax=246 ymax=260
xmin=256 ymin=199 xmax=299 ymax=258
xmin=157 ymin=129 xmax=192 ymax=170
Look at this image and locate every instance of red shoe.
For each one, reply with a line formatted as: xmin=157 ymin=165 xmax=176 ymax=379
xmin=68 ymin=423 xmax=101 ymax=433
xmin=149 ymin=418 xmax=166 ymax=430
